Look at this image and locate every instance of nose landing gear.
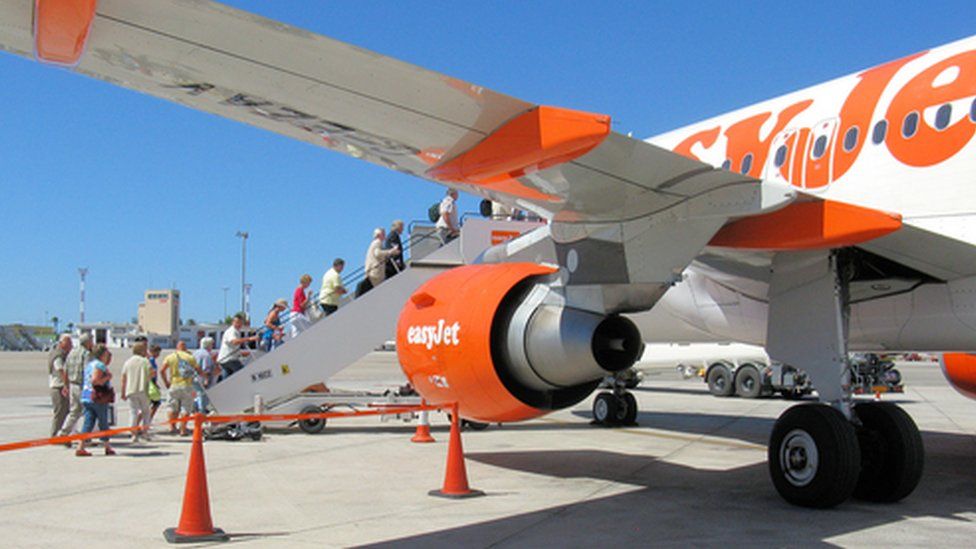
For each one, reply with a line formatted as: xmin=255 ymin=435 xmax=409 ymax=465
xmin=592 ymin=371 xmax=639 ymax=426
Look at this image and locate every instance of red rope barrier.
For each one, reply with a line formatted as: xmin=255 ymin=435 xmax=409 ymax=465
xmin=0 ymin=404 xmax=442 ymax=454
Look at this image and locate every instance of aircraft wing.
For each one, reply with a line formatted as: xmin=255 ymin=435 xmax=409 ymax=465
xmin=0 ymin=0 xmax=793 ymax=227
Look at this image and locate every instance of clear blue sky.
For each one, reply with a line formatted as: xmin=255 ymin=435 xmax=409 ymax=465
xmin=0 ymin=1 xmax=971 ymax=327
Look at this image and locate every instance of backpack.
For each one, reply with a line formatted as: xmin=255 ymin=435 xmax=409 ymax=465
xmin=427 ymin=202 xmax=440 ymax=223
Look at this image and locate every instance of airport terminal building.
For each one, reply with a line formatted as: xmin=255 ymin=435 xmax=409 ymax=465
xmin=74 ymin=289 xmax=228 ymax=349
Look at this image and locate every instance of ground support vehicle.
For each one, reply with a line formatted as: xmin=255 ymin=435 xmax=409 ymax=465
xmin=693 ymin=354 xmax=902 ymax=399
xmin=242 ymin=388 xmax=424 ymax=435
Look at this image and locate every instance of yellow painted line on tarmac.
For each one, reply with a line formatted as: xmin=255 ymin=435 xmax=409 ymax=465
xmin=535 ymin=417 xmax=766 ymax=451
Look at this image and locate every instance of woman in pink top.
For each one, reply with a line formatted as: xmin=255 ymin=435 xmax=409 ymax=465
xmin=290 ymin=274 xmax=313 ymax=337
xmin=293 ymin=274 xmax=311 ymax=312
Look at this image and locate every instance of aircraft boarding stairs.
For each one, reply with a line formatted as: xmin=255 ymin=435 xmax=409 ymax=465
xmin=206 ymin=216 xmax=543 ymax=413
xmin=0 ymin=326 xmax=25 ymax=351
xmin=0 ymin=325 xmax=42 ymax=351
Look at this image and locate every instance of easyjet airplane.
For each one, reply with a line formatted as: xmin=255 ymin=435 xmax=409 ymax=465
xmin=3 ymin=1 xmax=975 ymax=509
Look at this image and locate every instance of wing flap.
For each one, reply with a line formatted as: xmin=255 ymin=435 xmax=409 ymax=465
xmin=861 ymin=222 xmax=976 ymax=279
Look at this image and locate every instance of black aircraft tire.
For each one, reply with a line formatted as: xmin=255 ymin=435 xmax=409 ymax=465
xmin=298 ymin=405 xmax=327 ymax=434
xmin=853 ymin=402 xmax=924 ymax=503
xmin=707 ymin=365 xmax=734 ymax=397
xmin=735 ymin=365 xmax=763 ymax=399
xmin=617 ymin=392 xmax=638 ymax=425
xmin=768 ymin=404 xmax=861 ymax=508
xmin=592 ymin=392 xmax=618 ymax=425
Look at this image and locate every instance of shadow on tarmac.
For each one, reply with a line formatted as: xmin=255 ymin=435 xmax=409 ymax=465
xmin=361 ymin=410 xmax=976 ymax=547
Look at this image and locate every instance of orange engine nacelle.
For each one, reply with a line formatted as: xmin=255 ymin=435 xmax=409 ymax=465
xmin=941 ymin=353 xmax=976 ymax=400
xmin=397 ymin=263 xmax=643 ymax=423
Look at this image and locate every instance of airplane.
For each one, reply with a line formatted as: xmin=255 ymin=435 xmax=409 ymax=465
xmin=2 ymin=1 xmax=974 ymax=510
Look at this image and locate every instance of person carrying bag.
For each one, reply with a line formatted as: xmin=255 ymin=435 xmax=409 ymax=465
xmin=76 ymin=344 xmax=117 ymax=457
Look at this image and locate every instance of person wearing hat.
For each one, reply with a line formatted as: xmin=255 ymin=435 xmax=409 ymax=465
xmin=59 ymin=333 xmax=94 ymax=438
xmin=261 ymin=298 xmax=288 ymax=351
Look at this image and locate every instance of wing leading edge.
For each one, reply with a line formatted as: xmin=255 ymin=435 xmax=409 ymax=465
xmin=1 ymin=0 xmax=796 ymax=228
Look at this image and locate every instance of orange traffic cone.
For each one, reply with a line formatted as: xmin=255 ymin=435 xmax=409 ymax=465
xmin=164 ymin=414 xmax=229 ymax=543
xmin=411 ymin=407 xmax=435 ymax=443
xmin=429 ymin=404 xmax=484 ymax=499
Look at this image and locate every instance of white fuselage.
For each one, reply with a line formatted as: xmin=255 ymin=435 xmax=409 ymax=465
xmin=632 ymin=35 xmax=976 ymax=352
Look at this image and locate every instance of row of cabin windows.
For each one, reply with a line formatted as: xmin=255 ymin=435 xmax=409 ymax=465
xmin=727 ymin=97 xmax=976 ymax=173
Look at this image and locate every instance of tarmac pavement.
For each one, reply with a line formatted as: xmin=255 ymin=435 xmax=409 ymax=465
xmin=0 ymin=351 xmax=973 ymax=547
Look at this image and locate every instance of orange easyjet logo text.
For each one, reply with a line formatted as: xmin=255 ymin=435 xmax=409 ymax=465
xmin=673 ymin=48 xmax=976 ymax=187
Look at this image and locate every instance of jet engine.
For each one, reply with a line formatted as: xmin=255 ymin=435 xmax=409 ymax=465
xmin=397 ymin=263 xmax=643 ymax=422
xmin=941 ymin=353 xmax=976 ymax=400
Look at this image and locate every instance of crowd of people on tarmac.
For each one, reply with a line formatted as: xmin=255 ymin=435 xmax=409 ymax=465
xmin=43 ymin=188 xmax=476 ymax=456
xmin=47 ymin=332 xmax=230 ymax=456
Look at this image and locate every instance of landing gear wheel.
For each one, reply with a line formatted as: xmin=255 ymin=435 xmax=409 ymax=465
xmin=885 ymin=368 xmax=902 ymax=386
xmin=616 ymin=392 xmax=638 ymax=425
xmin=247 ymin=422 xmax=263 ymax=441
xmin=782 ymin=388 xmax=806 ymax=400
xmin=463 ymin=420 xmax=490 ymax=431
xmin=768 ymin=404 xmax=861 ymax=508
xmin=707 ymin=365 xmax=734 ymax=397
xmin=592 ymin=392 xmax=618 ymax=425
xmin=853 ymin=402 xmax=924 ymax=503
xmin=446 ymin=413 xmax=491 ymax=431
xmin=735 ymin=365 xmax=762 ymax=398
xmin=297 ymin=405 xmax=326 ymax=434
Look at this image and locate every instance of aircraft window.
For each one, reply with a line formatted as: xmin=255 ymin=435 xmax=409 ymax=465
xmin=872 ymin=120 xmax=887 ymax=144
xmin=773 ymin=144 xmax=788 ymax=168
xmin=935 ymin=104 xmax=952 ymax=130
xmin=721 ymin=159 xmax=731 ymax=170
xmin=843 ymin=126 xmax=859 ymax=152
xmin=902 ymin=111 xmax=919 ymax=138
xmin=811 ymin=135 xmax=828 ymax=159
xmin=971 ymin=98 xmax=976 ymax=122
xmin=741 ymin=153 xmax=753 ymax=174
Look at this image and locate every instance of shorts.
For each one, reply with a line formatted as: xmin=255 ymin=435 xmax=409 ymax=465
xmin=167 ymin=385 xmax=195 ymax=415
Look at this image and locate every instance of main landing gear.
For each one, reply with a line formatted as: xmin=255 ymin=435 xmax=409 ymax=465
xmin=768 ymin=401 xmax=924 ymax=507
xmin=592 ymin=373 xmax=638 ymax=426
xmin=765 ymin=250 xmax=924 ymax=508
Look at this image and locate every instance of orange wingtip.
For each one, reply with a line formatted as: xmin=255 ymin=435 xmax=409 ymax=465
xmin=709 ymin=200 xmax=902 ymax=250
xmin=34 ymin=0 xmax=98 ymax=66
xmin=428 ymin=106 xmax=610 ymax=185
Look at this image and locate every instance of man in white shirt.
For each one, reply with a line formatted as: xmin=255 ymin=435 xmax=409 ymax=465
xmin=435 ymin=188 xmax=460 ymax=244
xmin=217 ymin=314 xmax=258 ymax=381
xmin=364 ymin=228 xmax=400 ymax=292
xmin=120 ymin=341 xmax=152 ymax=442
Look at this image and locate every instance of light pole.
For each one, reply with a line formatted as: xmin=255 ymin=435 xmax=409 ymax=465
xmin=244 ymin=283 xmax=252 ymax=324
xmin=78 ymin=267 xmax=88 ymax=325
xmin=235 ymin=231 xmax=249 ymax=320
xmin=222 ymin=286 xmax=229 ymax=320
